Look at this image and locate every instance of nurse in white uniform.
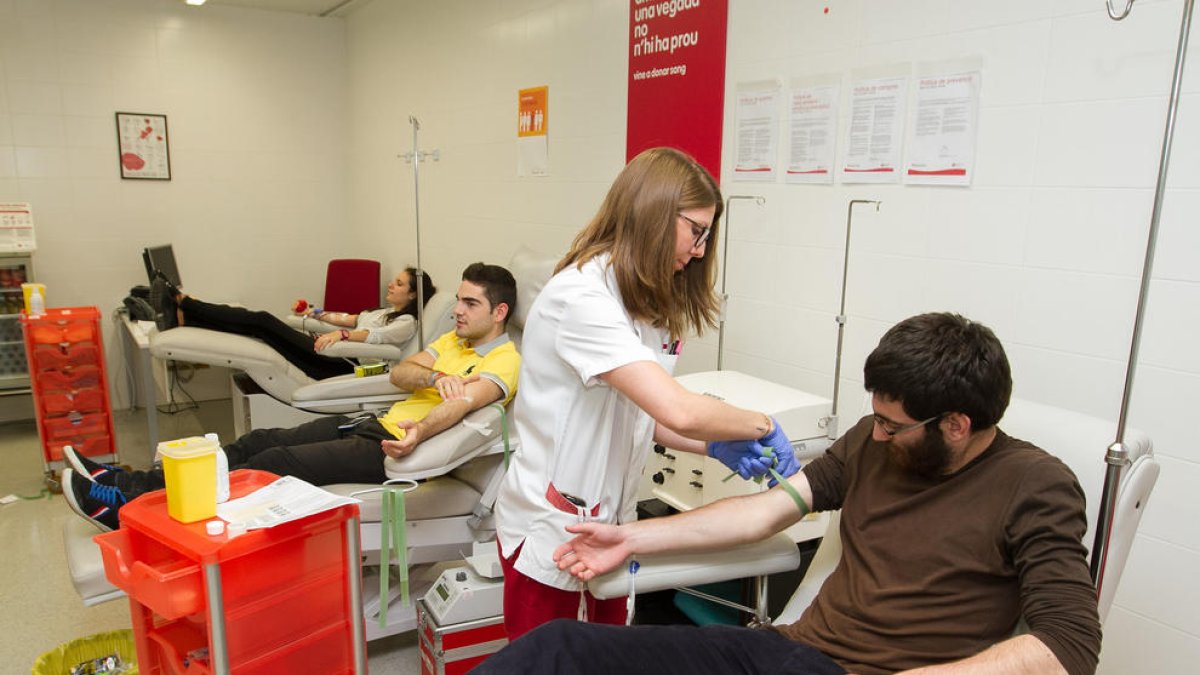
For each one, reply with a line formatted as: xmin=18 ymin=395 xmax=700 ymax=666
xmin=495 ymin=147 xmax=799 ymax=639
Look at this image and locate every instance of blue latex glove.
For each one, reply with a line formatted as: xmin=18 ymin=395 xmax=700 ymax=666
xmin=707 ymin=439 xmax=773 ymax=480
xmin=759 ymin=416 xmax=799 ymax=486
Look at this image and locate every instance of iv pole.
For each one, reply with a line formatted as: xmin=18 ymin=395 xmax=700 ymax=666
xmin=823 ymin=199 xmax=880 ymax=441
xmin=1092 ymin=0 xmax=1193 ymax=589
xmin=398 ymin=116 xmax=440 ymax=344
xmin=716 ymin=195 xmax=766 ymax=370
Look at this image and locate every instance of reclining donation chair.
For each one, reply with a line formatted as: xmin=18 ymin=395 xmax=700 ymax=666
xmin=313 ymin=246 xmax=558 ymax=639
xmin=588 ymin=398 xmax=1159 ymax=634
xmin=149 ymin=286 xmax=458 ymax=414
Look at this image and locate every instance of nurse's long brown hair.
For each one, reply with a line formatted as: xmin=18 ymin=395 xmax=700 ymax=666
xmin=557 ymin=147 xmax=722 ymax=341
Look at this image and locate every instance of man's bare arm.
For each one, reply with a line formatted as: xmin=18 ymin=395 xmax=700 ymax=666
xmin=388 ymin=351 xmax=437 ymax=391
xmin=898 ymin=634 xmax=1067 ymax=675
xmin=554 ymin=473 xmax=814 ymax=580
xmin=380 ymin=377 xmax=504 ymax=458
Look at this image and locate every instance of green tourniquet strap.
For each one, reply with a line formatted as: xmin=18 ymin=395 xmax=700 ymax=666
xmin=378 ymin=487 xmax=410 ymax=628
xmin=768 ymin=467 xmax=810 ymax=516
xmin=719 ymin=464 xmax=809 ymax=515
xmin=490 ymin=402 xmax=511 ymax=470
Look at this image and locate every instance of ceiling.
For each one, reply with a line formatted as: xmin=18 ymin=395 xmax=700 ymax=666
xmin=198 ymin=0 xmax=371 ymax=17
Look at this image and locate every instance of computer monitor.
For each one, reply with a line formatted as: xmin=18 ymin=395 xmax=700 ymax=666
xmin=142 ymin=244 xmax=182 ymax=288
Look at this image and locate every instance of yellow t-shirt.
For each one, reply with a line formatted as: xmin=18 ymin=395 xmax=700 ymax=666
xmin=379 ymin=330 xmax=521 ymax=438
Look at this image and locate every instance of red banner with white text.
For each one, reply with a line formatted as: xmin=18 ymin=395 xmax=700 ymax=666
xmin=626 ymin=0 xmax=728 ymax=180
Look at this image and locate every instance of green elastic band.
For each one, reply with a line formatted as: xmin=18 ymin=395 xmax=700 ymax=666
xmin=378 ymin=487 xmax=409 ymax=628
xmin=768 ymin=468 xmax=810 ymax=516
xmin=490 ymin=402 xmax=511 ymax=470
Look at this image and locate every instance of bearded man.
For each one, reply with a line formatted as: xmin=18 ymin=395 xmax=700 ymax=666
xmin=475 ymin=312 xmax=1101 ymax=675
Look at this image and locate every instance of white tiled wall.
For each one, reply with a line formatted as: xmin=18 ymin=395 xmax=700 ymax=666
xmin=343 ymin=0 xmax=1198 ymax=669
xmin=4 ymin=0 xmax=1196 ymax=668
xmin=0 ymin=0 xmax=352 ymax=407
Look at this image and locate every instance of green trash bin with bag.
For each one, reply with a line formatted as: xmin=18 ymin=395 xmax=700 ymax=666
xmin=31 ymin=629 xmax=137 ymax=674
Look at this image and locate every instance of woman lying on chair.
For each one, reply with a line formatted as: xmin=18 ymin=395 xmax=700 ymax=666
xmin=149 ymin=267 xmax=436 ymax=380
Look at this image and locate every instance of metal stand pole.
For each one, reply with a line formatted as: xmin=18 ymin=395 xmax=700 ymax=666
xmin=716 ymin=195 xmax=765 ymax=370
xmin=345 ymin=516 xmax=367 ymax=673
xmin=824 ymin=200 xmax=880 ymax=440
xmin=1092 ymin=0 xmax=1193 ymax=588
xmin=399 ymin=116 xmax=440 ymax=344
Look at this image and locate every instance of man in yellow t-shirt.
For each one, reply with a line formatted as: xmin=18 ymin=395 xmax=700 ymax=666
xmin=377 ymin=265 xmax=521 ymax=458
xmin=63 ymin=262 xmax=520 ymax=532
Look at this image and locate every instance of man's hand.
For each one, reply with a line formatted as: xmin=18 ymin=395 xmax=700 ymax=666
xmin=380 ymin=420 xmax=422 ymax=458
xmin=433 ymin=373 xmax=481 ymax=401
xmin=708 ymin=439 xmax=774 ymax=480
xmin=553 ymin=522 xmax=632 ymax=582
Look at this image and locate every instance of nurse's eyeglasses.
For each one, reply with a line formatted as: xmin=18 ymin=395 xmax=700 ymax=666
xmin=679 ymin=213 xmax=713 ymax=250
xmin=872 ymin=413 xmax=944 ymax=437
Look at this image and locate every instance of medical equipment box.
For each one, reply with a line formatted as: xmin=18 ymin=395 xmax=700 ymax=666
xmin=423 ymin=563 xmax=505 ymax=625
xmin=417 ymin=598 xmax=507 ymax=675
xmin=95 ymin=469 xmax=367 ymax=674
xmin=21 ymin=306 xmax=117 ymax=475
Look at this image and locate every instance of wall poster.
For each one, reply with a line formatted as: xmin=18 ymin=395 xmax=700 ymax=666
xmin=905 ymin=71 xmax=980 ymax=186
xmin=115 ymin=112 xmax=171 ymax=180
xmin=626 ymin=0 xmax=729 ymax=179
xmin=732 ymin=80 xmax=781 ymax=181
xmin=839 ymin=75 xmax=907 ymax=184
xmin=518 ymin=85 xmax=550 ymax=177
xmin=786 ymin=80 xmax=839 ymax=184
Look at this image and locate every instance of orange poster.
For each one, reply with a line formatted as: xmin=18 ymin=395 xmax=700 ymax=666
xmin=518 ymin=86 xmax=549 ymax=137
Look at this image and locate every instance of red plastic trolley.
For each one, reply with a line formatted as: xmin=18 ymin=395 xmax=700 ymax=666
xmin=20 ymin=306 xmax=118 ymax=486
xmin=95 ymin=470 xmax=368 ymax=674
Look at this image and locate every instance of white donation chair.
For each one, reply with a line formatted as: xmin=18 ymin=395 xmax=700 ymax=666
xmin=588 ymin=398 xmax=1159 ymax=632
xmin=315 ymin=246 xmax=558 ymax=639
xmin=149 ymin=291 xmax=458 ymax=413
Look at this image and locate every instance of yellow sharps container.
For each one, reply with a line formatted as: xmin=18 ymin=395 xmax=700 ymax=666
xmin=158 ymin=436 xmax=218 ymax=523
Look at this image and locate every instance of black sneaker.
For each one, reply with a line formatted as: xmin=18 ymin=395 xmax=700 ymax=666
xmin=62 ymin=468 xmax=126 ymax=532
xmin=149 ymin=272 xmax=179 ymax=331
xmin=63 ymin=445 xmax=122 ymax=486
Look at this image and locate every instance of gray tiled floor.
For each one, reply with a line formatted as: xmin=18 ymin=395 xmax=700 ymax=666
xmin=0 ymin=399 xmax=420 ymax=673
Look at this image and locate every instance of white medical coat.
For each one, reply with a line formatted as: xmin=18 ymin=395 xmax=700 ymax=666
xmin=496 ymin=254 xmax=677 ymax=591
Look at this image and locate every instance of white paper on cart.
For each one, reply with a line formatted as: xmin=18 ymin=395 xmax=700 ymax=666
xmin=216 ymin=475 xmax=360 ymax=530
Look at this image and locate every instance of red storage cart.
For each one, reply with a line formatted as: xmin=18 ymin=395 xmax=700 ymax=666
xmin=21 ymin=306 xmax=117 ymax=487
xmin=95 ymin=470 xmax=368 ymax=674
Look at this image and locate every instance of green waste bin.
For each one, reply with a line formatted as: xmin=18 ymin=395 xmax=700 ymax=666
xmin=31 ymin=629 xmax=138 ymax=675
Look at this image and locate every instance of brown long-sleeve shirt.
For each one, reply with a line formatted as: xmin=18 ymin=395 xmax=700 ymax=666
xmin=773 ymin=416 xmax=1102 ymax=675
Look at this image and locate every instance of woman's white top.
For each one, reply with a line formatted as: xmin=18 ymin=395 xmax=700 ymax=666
xmin=355 ymin=308 xmax=416 ymax=346
xmin=496 ymin=254 xmax=678 ymax=591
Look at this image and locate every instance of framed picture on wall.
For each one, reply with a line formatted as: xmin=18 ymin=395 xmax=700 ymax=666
xmin=115 ymin=112 xmax=171 ymax=180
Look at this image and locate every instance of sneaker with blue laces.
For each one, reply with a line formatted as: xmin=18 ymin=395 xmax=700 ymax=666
xmin=63 ymin=445 xmax=122 ymax=487
xmin=62 ymin=468 xmax=126 ymax=532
